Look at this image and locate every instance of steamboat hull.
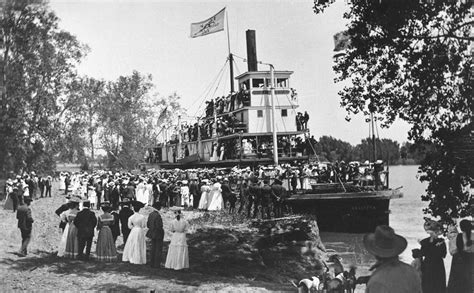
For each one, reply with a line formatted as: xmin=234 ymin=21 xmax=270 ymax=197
xmin=285 ymin=189 xmax=402 ymax=233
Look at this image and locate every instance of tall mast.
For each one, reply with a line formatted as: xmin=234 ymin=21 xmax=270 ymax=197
xmin=226 ymin=10 xmax=234 ymax=93
xmin=270 ymin=64 xmax=278 ymax=166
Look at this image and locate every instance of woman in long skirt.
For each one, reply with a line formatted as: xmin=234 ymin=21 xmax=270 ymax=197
xmin=447 ymin=219 xmax=474 ymax=293
xmin=63 ymin=202 xmax=80 ymax=259
xmin=122 ymin=203 xmax=147 ymax=264
xmin=165 ymin=211 xmax=189 ymax=270
xmin=198 ymin=180 xmax=211 ymax=210
xmin=207 ymin=179 xmax=224 ymax=211
xmin=95 ymin=203 xmax=117 ymax=262
xmin=420 ymin=218 xmax=446 ymax=293
xmin=57 ymin=203 xmax=73 ymax=257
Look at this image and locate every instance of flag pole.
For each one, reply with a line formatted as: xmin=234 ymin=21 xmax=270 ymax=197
xmin=225 ymin=9 xmax=234 ymax=93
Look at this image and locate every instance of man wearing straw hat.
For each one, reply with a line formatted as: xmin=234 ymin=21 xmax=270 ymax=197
xmin=363 ymin=225 xmax=421 ymax=293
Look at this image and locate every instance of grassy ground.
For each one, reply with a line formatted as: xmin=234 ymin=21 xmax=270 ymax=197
xmin=0 ymin=181 xmax=323 ymax=292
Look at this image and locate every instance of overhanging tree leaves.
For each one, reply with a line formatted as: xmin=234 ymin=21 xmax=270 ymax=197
xmin=313 ymin=0 xmax=473 ymax=222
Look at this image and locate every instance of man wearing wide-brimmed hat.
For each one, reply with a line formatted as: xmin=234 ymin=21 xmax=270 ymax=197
xmin=363 ymin=225 xmax=421 ymax=293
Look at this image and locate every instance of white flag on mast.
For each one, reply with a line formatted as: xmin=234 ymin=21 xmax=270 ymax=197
xmin=190 ymin=8 xmax=225 ymax=38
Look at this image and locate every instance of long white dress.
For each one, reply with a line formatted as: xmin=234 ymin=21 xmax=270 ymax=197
xmin=144 ymin=183 xmax=153 ymax=206
xmin=122 ymin=213 xmax=147 ymax=264
xmin=57 ymin=210 xmax=70 ymax=257
xmin=207 ymin=182 xmax=224 ymax=211
xmin=165 ymin=219 xmax=189 ymax=270
xmin=181 ymin=186 xmax=190 ymax=207
xmin=198 ymin=185 xmax=210 ymax=209
xmin=59 ymin=174 xmax=66 ymax=190
xmin=136 ymin=182 xmax=146 ymax=205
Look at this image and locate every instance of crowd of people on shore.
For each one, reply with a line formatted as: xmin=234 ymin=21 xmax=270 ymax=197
xmin=3 ymin=166 xmax=472 ymax=292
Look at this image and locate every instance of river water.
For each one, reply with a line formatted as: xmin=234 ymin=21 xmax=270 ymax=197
xmin=320 ymin=165 xmax=453 ymax=290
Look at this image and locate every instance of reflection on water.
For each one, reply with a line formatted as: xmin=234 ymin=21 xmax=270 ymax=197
xmin=320 ymin=165 xmax=452 ymax=292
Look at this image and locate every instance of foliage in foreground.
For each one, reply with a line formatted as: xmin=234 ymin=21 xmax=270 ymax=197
xmin=313 ymin=0 xmax=473 ymax=221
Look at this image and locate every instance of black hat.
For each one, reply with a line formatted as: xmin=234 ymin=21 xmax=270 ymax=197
xmin=127 ymin=200 xmax=145 ymax=209
xmin=273 ymin=178 xmax=283 ymax=185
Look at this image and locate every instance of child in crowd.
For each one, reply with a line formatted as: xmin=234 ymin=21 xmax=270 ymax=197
xmin=411 ymin=248 xmax=422 ymax=277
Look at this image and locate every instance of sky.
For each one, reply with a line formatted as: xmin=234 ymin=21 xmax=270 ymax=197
xmin=49 ymin=0 xmax=411 ymax=145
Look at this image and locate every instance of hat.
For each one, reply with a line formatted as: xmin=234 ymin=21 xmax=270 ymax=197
xmin=273 ymin=178 xmax=283 ymax=185
xmin=101 ymin=201 xmax=111 ymax=207
xmin=69 ymin=196 xmax=82 ymax=203
xmin=182 ymin=180 xmax=188 ymax=185
xmin=363 ymin=225 xmax=407 ymax=258
xmin=423 ymin=218 xmax=443 ymax=234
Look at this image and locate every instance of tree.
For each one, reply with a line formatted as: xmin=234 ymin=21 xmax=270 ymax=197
xmin=98 ymin=71 xmax=158 ymax=169
xmin=313 ymin=0 xmax=472 ymax=222
xmin=0 ymin=0 xmax=88 ymax=174
xmin=60 ymin=76 xmax=106 ymax=167
xmin=315 ymin=135 xmax=354 ymax=162
xmin=154 ymin=92 xmax=187 ymax=143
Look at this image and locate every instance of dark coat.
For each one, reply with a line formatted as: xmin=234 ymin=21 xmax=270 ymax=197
xmin=17 ymin=204 xmax=34 ymax=231
xmin=110 ymin=211 xmax=120 ymax=239
xmin=119 ymin=206 xmax=134 ymax=233
xmin=146 ymin=210 xmax=164 ymax=240
xmin=74 ymin=208 xmax=97 ymax=239
xmin=260 ymin=184 xmax=272 ymax=204
xmin=420 ymin=237 xmax=447 ymax=293
xmin=123 ymin=185 xmax=136 ymax=200
xmin=248 ymin=183 xmax=261 ymax=204
xmin=271 ymin=184 xmax=287 ymax=202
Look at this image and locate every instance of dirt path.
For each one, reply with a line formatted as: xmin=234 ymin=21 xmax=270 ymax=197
xmin=0 ymin=184 xmax=291 ymax=292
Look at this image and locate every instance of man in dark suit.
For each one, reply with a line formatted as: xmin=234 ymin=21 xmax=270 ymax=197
xmin=74 ymin=201 xmax=97 ymax=260
xmin=17 ymin=197 xmax=34 ymax=256
xmin=189 ymin=179 xmax=200 ymax=209
xmin=271 ymin=178 xmax=287 ymax=218
xmin=146 ymin=202 xmax=164 ymax=268
xmin=118 ymin=200 xmax=134 ymax=245
xmin=45 ymin=176 xmax=52 ymax=197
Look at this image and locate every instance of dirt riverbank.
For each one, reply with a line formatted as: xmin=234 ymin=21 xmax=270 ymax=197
xmin=1 ymin=181 xmax=339 ymax=292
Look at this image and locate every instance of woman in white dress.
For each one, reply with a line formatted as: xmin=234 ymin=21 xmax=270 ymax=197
xmin=180 ymin=180 xmax=190 ymax=207
xmin=165 ymin=211 xmax=189 ymax=270
xmin=122 ymin=203 xmax=147 ymax=264
xmin=57 ymin=202 xmax=73 ymax=257
xmin=207 ymin=179 xmax=224 ymax=211
xmin=59 ymin=173 xmax=66 ymax=191
xmin=144 ymin=179 xmax=153 ymax=206
xmin=198 ymin=180 xmax=211 ymax=210
xmin=135 ymin=179 xmax=146 ymax=205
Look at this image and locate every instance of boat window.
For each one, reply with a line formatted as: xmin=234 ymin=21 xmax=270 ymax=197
xmin=252 ymin=78 xmax=265 ymax=88
xmin=277 ymin=78 xmax=288 ymax=88
xmin=257 ymin=110 xmax=263 ymax=117
xmin=240 ymin=80 xmax=249 ymax=90
xmin=281 ymin=109 xmax=288 ymax=117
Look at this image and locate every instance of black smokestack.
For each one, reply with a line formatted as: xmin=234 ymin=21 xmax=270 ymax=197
xmin=246 ymin=30 xmax=258 ymax=72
